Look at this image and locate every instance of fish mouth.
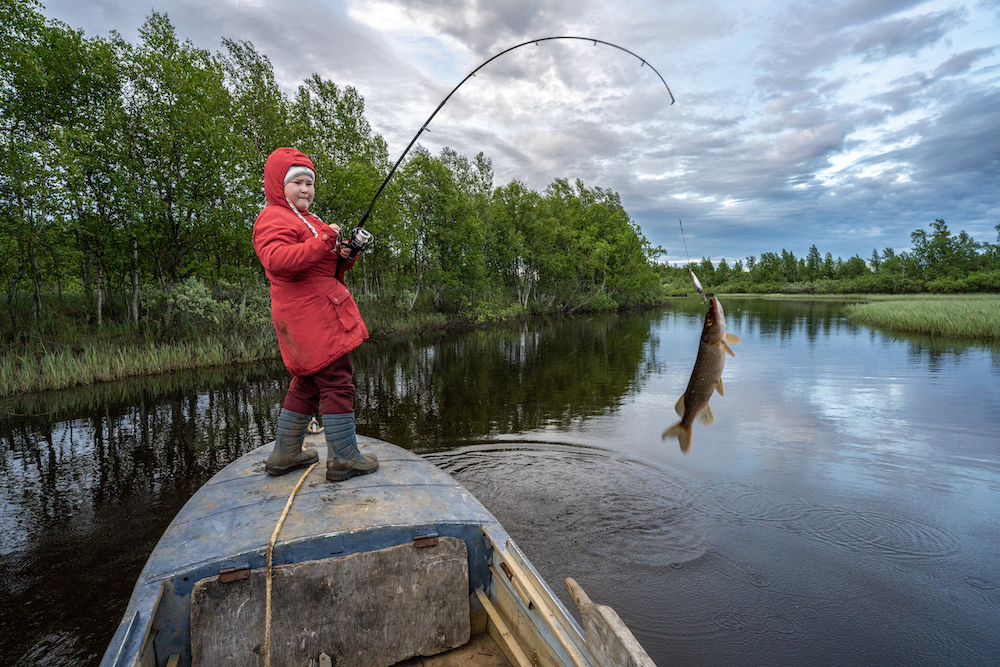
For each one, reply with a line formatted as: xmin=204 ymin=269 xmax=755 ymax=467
xmin=702 ymin=297 xmax=726 ymax=339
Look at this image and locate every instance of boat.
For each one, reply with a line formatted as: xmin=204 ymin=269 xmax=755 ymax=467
xmin=100 ymin=433 xmax=655 ymax=667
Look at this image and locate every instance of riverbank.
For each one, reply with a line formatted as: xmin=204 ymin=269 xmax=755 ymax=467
xmin=841 ymin=294 xmax=1000 ymax=338
xmin=720 ymin=293 xmax=1000 ymax=338
xmin=0 ymin=309 xmax=512 ymax=398
xmin=6 ymin=294 xmax=998 ymax=398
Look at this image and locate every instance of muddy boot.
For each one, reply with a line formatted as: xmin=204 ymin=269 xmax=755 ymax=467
xmin=265 ymin=409 xmax=319 ymax=476
xmin=323 ymin=413 xmax=379 ymax=482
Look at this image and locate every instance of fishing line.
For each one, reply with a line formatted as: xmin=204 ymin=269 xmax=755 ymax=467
xmin=679 ymin=218 xmax=691 ymax=265
xmin=679 ymin=218 xmax=706 ymax=301
xmin=352 ymin=36 xmax=675 ymax=231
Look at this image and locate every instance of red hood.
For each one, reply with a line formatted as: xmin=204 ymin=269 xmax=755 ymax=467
xmin=264 ymin=147 xmax=315 ymax=210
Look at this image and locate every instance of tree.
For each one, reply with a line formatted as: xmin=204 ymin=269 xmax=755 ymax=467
xmin=486 ymin=180 xmax=542 ymax=308
xmin=396 ymin=147 xmax=484 ymax=312
xmin=1 ymin=8 xmax=105 ymax=323
xmin=911 ymin=219 xmax=982 ymax=280
xmin=806 ymin=244 xmax=821 ymax=281
xmin=115 ymin=13 xmax=238 ymax=290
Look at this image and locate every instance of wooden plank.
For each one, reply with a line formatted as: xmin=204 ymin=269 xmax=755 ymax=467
xmin=490 ymin=567 xmax=564 ymax=667
xmin=498 ymin=552 xmax=591 ymax=667
xmin=504 ymin=540 xmax=586 ymax=647
xmin=191 ymin=538 xmax=470 ymax=667
xmin=476 ymin=589 xmax=533 ymax=667
xmin=564 ymin=578 xmax=657 ymax=667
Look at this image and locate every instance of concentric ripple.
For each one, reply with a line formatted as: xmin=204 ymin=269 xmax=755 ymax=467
xmin=790 ymin=508 xmax=959 ymax=560
xmin=427 ymin=442 xmax=708 ymax=568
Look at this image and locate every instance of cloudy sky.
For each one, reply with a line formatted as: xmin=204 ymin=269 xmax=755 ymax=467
xmin=39 ymin=0 xmax=1000 ymax=265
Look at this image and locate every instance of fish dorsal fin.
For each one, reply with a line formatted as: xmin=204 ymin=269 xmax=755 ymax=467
xmin=721 ymin=340 xmax=735 ymax=357
xmin=697 ymin=404 xmax=714 ymax=425
xmin=715 ymin=379 xmax=724 ymax=396
xmin=726 ymin=334 xmax=741 ymax=346
xmin=674 ymin=395 xmax=686 ymax=417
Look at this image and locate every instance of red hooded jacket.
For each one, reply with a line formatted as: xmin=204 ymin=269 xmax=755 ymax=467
xmin=253 ymin=147 xmax=368 ymax=376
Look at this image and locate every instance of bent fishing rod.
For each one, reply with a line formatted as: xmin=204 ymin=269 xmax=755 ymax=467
xmin=340 ymin=36 xmax=675 ymax=257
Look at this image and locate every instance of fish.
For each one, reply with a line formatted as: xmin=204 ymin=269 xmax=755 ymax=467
xmin=662 ymin=297 xmax=740 ymax=453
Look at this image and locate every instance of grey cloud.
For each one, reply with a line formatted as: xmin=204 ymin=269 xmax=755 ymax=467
xmin=934 ymin=47 xmax=997 ymax=77
xmin=756 ymin=4 xmax=965 ymax=98
xmin=896 ymin=87 xmax=1000 ymax=182
xmin=852 ymin=8 xmax=966 ymax=62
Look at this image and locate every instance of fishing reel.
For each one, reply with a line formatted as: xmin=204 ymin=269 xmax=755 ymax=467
xmin=340 ymin=227 xmax=373 ymax=259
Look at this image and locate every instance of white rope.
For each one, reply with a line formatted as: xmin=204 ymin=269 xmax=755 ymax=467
xmin=290 ymin=204 xmax=321 ymax=238
xmin=263 ymin=461 xmax=318 ymax=667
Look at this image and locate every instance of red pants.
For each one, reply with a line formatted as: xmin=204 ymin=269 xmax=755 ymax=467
xmin=282 ymin=353 xmax=355 ymax=416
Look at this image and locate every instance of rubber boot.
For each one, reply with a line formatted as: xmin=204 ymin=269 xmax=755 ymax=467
xmin=265 ymin=409 xmax=319 ymax=476
xmin=323 ymin=413 xmax=379 ymax=482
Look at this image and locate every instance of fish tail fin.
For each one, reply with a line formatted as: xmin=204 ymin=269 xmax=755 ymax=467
xmin=662 ymin=422 xmax=692 ymax=454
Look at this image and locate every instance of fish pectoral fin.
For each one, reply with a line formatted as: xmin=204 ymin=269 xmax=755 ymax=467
xmin=697 ymin=404 xmax=714 ymax=425
xmin=662 ymin=422 xmax=692 ymax=454
xmin=726 ymin=334 xmax=741 ymax=346
xmin=674 ymin=395 xmax=686 ymax=417
xmin=715 ymin=379 xmax=724 ymax=396
xmin=721 ymin=340 xmax=736 ymax=357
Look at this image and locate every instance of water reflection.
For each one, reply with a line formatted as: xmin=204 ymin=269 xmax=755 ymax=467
xmin=353 ymin=311 xmax=662 ymax=451
xmin=0 ymin=361 xmax=289 ymax=666
xmin=2 ymin=299 xmax=999 ymax=667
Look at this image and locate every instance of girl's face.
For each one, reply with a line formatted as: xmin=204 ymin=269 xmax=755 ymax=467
xmin=284 ymin=174 xmax=315 ymax=211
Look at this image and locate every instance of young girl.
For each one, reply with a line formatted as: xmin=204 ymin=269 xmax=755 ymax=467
xmin=253 ymin=147 xmax=378 ymax=482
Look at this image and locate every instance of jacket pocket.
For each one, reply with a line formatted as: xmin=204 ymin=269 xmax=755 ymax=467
xmin=326 ymin=284 xmax=361 ymax=333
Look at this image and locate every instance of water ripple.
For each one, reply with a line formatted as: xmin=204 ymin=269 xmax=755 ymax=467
xmin=788 ymin=508 xmax=960 ymax=560
xmin=427 ymin=441 xmax=708 ymax=568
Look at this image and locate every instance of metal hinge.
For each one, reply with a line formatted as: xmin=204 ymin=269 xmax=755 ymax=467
xmin=219 ymin=560 xmax=250 ymax=583
xmin=414 ymin=532 xmax=439 ymax=548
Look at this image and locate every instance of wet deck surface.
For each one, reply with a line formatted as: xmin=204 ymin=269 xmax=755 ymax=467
xmin=394 ymin=633 xmax=512 ymax=667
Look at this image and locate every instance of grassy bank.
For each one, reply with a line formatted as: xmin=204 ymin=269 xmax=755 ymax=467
xmin=6 ymin=294 xmax=996 ymax=398
xmin=842 ymin=295 xmax=1000 ymax=338
xmin=1 ymin=336 xmax=278 ymax=398
xmin=0 ymin=308 xmax=514 ymax=398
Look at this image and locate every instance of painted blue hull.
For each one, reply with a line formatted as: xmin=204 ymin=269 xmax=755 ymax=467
xmin=101 ymin=435 xmax=654 ymax=667
xmin=101 ymin=436 xmax=513 ymax=666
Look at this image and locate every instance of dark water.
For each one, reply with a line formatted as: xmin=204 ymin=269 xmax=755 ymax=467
xmin=3 ymin=299 xmax=999 ymax=666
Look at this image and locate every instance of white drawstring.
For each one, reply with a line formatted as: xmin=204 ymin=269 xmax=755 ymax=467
xmin=287 ymin=198 xmax=321 ymax=238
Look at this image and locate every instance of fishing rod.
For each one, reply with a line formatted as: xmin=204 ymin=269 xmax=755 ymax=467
xmin=340 ymin=36 xmax=676 ymax=258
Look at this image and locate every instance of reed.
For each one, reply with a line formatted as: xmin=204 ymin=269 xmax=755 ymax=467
xmin=1 ymin=336 xmax=280 ymax=398
xmin=843 ymin=295 xmax=1000 ymax=338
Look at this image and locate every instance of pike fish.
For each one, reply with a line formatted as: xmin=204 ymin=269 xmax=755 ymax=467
xmin=662 ymin=297 xmax=740 ymax=453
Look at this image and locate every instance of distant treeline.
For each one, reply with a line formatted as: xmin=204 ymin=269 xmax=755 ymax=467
xmin=661 ymin=219 xmax=1000 ymax=295
xmin=1 ymin=1 xmax=663 ymax=348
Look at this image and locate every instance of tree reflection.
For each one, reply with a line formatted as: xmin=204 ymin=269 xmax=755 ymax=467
xmin=353 ymin=311 xmax=659 ymax=451
xmin=0 ymin=361 xmax=288 ymax=666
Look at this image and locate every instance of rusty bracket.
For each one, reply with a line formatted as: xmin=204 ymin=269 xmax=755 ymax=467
xmin=219 ymin=565 xmax=249 ymax=583
xmin=414 ymin=532 xmax=439 ymax=548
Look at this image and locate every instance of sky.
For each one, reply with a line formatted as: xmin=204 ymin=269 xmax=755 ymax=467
xmin=38 ymin=0 xmax=1000 ymax=265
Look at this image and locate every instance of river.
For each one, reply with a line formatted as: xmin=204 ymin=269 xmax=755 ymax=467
xmin=2 ymin=298 xmax=999 ymax=666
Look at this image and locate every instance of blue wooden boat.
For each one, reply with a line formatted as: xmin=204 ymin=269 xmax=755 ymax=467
xmin=100 ymin=435 xmax=655 ymax=667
